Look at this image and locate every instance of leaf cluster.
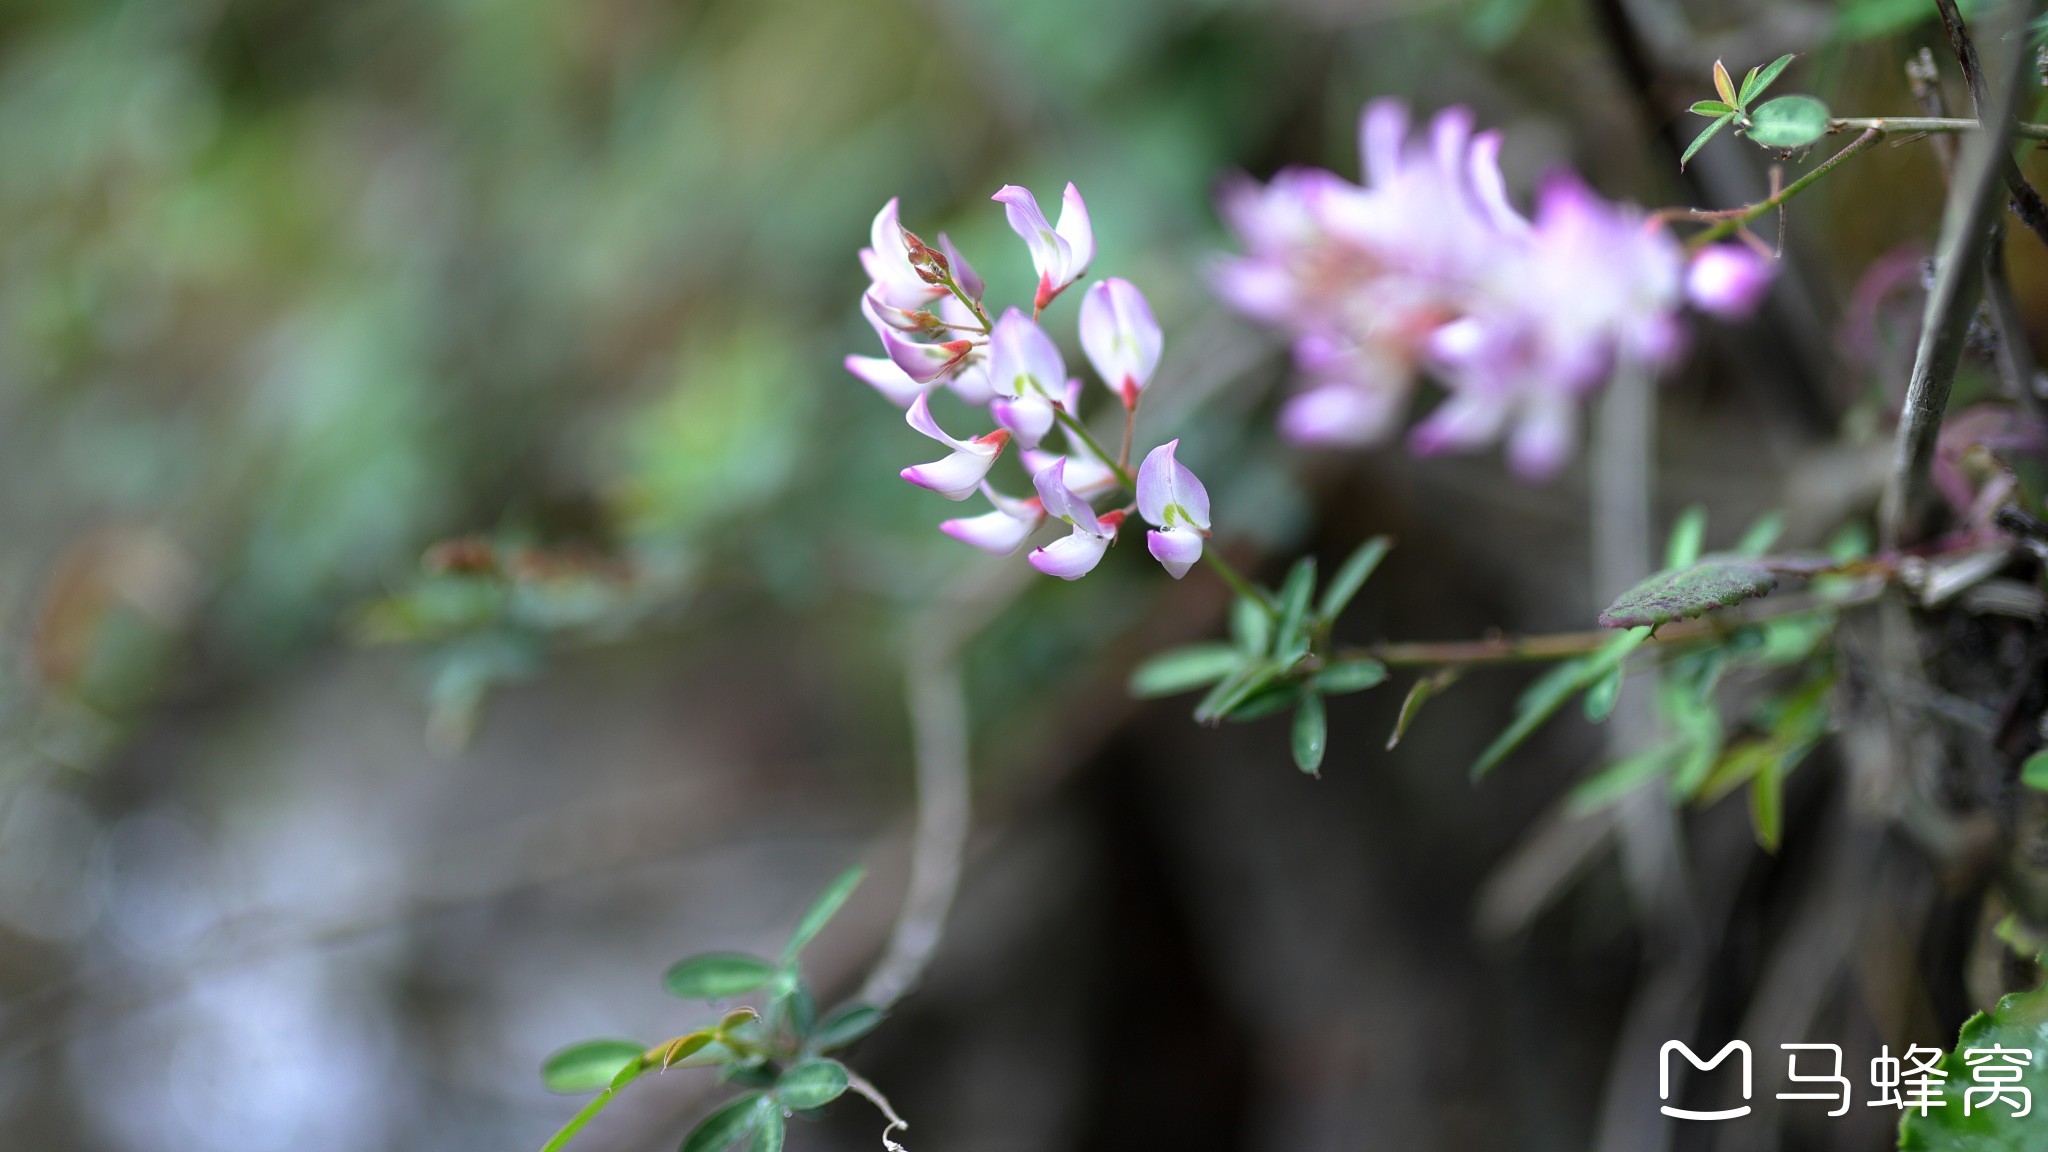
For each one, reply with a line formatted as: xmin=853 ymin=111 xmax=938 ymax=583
xmin=1128 ymin=537 xmax=1393 ymax=775
xmin=1684 ymin=55 xmax=1831 ymax=168
xmin=538 ymin=866 xmax=883 ymax=1152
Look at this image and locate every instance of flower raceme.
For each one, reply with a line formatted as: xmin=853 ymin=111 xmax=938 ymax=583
xmin=848 ymin=188 xmax=1206 ymax=583
xmin=1214 ymin=99 xmax=1778 ymax=480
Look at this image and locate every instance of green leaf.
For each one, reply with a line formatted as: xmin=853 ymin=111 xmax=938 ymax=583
xmin=1745 ymin=95 xmax=1830 ymax=149
xmin=2025 ymin=750 xmax=2048 ymax=791
xmin=1194 ymin=660 xmax=1282 ymax=724
xmin=782 ymin=866 xmax=863 ymax=963
xmin=680 ymin=1094 xmax=770 ymax=1152
xmin=1690 ymin=100 xmax=1735 ymax=117
xmin=1666 ymin=505 xmax=1707 ymax=569
xmin=1598 ymin=554 xmax=1778 ymax=629
xmin=1312 ymin=659 xmax=1387 ymax=695
xmin=1472 ymin=627 xmax=1652 ymax=777
xmin=665 ymin=953 xmax=779 ymax=1001
xmin=775 ymin=1059 xmax=850 ymax=1110
xmin=1735 ymin=510 xmax=1785 ymax=556
xmin=1292 ymin=693 xmax=1327 ymax=775
xmin=1273 ymin=558 xmax=1317 ymax=662
xmin=749 ymin=1109 xmax=785 ymax=1152
xmin=1712 ymin=59 xmax=1737 ymax=106
xmin=1582 ymin=664 xmax=1624 ymax=723
xmin=1898 ymin=975 xmax=2048 ymax=1150
xmin=767 ymin=983 xmax=815 ymax=1040
xmin=1224 ymin=682 xmax=1302 ymax=721
xmin=812 ymin=1003 xmax=884 ymax=1051
xmin=1681 ymin=113 xmax=1735 ymax=169
xmin=543 ymin=1040 xmax=647 ymax=1094
xmin=540 ymin=1074 xmax=642 ymax=1152
xmin=1568 ymin=743 xmax=1677 ymax=814
xmin=1749 ymin=765 xmax=1783 ymax=852
xmin=1230 ymin=594 xmax=1272 ymax=656
xmin=1129 ymin=644 xmax=1243 ymax=698
xmin=1317 ymin=536 xmax=1391 ymax=623
xmin=654 ymin=1032 xmax=719 ymax=1069
xmin=1739 ymin=54 xmax=1795 ymax=104
xmin=1388 ymin=669 xmax=1459 ymax=749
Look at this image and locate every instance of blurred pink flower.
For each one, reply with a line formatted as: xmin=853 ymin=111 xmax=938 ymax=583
xmin=1079 ymin=278 xmax=1162 ymax=407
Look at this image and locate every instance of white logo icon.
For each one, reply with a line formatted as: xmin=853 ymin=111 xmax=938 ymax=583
xmin=1661 ymin=1040 xmax=1753 ymax=1120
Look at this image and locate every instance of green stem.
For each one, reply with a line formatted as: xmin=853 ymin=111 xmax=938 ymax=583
xmin=1201 ymin=549 xmax=1270 ymax=608
xmin=1050 ymin=407 xmax=1134 ymax=489
xmin=1831 ymin=115 xmax=2048 ymax=140
xmin=1686 ymin=127 xmax=1884 ymax=248
xmin=936 ymin=272 xmax=990 ymax=331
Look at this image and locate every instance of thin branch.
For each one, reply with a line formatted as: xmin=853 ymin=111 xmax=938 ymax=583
xmin=1880 ymin=0 xmax=2032 ymax=548
xmin=1684 ymin=129 xmax=1883 ymax=247
xmin=857 ymin=631 xmax=972 ymax=1011
xmin=845 ymin=1069 xmax=911 ymax=1152
xmin=1829 ymin=115 xmax=2048 ymax=140
xmin=1933 ymin=0 xmax=2048 ymax=248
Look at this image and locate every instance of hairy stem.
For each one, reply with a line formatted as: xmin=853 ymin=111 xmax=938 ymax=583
xmin=1830 ymin=115 xmax=2048 ymax=140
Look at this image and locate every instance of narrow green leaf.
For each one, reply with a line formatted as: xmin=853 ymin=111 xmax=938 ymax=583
xmin=657 ymin=1032 xmax=718 ymax=1069
xmin=1388 ymin=669 xmax=1459 ymax=749
xmin=2024 ymin=750 xmax=2048 ymax=791
xmin=1582 ymin=664 xmax=1624 ymax=723
xmin=1273 ymin=558 xmax=1317 ymax=661
xmin=1690 ymin=100 xmax=1736 ymax=117
xmin=1598 ymin=554 xmax=1778 ymax=629
xmin=1316 ymin=536 xmax=1392 ymax=623
xmin=749 ymin=1109 xmax=785 ymax=1152
xmin=775 ymin=1060 xmax=850 ymax=1110
xmin=1733 ymin=511 xmax=1785 ymax=556
xmin=1230 ymin=594 xmax=1272 ymax=656
xmin=1194 ymin=660 xmax=1281 ymax=724
xmin=1739 ymin=53 xmax=1796 ymax=104
xmin=1568 ymin=744 xmax=1677 ymax=814
xmin=1665 ymin=505 xmax=1707 ymax=569
xmin=1680 ymin=113 xmax=1735 ymax=169
xmin=1472 ymin=628 xmax=1651 ymax=778
xmin=1745 ymin=94 xmax=1830 ymax=149
xmin=1224 ymin=682 xmax=1302 ymax=721
xmin=1129 ymin=644 xmax=1243 ymax=698
xmin=1292 ymin=693 xmax=1328 ymax=775
xmin=664 ymin=953 xmax=778 ymax=1001
xmin=543 ymin=1040 xmax=647 ymax=1094
xmin=782 ymin=866 xmax=864 ymax=963
xmin=811 ymin=1003 xmax=884 ymax=1051
xmin=1712 ymin=59 xmax=1737 ymax=106
xmin=680 ymin=1094 xmax=770 ymax=1152
xmin=1748 ymin=765 xmax=1783 ymax=851
xmin=1312 ymin=659 xmax=1387 ymax=695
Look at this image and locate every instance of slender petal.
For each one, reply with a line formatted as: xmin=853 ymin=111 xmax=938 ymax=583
xmin=1029 ymin=528 xmax=1113 ymax=580
xmin=884 ymin=329 xmax=973 ymax=384
xmin=990 ymin=392 xmax=1056 ymax=449
xmin=1031 ymin=457 xmax=1102 ymax=535
xmin=844 ymin=353 xmax=929 ymax=408
xmin=938 ymin=232 xmax=984 ymax=300
xmin=901 ymin=394 xmax=1006 ymax=500
xmin=1054 ymin=183 xmax=1094 ymax=280
xmin=1080 ymin=279 xmax=1162 ymax=405
xmin=992 ymin=183 xmax=1093 ymax=309
xmin=1147 ymin=525 xmax=1204 ymax=579
xmin=863 ymin=199 xmax=946 ymax=311
xmin=940 ymin=486 xmax=1044 ymax=555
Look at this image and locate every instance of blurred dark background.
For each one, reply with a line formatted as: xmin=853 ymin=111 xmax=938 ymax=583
xmin=0 ymin=1 xmax=2030 ymax=1149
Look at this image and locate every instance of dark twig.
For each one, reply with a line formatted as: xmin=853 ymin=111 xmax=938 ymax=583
xmin=1880 ymin=0 xmax=2032 ymax=548
xmin=1935 ymin=0 xmax=2048 ymax=249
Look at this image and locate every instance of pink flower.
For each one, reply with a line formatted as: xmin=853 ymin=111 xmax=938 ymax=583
xmin=1136 ymin=440 xmax=1211 ymax=579
xmin=899 ymin=394 xmax=1010 ymax=500
xmin=861 ymin=199 xmax=946 ymax=313
xmin=1685 ymin=244 xmax=1775 ymax=318
xmin=986 ymin=309 xmax=1067 ymax=449
xmin=1027 ymin=457 xmax=1123 ymax=580
xmin=940 ymin=483 xmax=1046 ymax=555
xmin=993 ymin=183 xmax=1094 ymax=312
xmin=1079 ymin=279 xmax=1162 ymax=408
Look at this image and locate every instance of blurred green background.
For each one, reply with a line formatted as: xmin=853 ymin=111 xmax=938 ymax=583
xmin=0 ymin=0 xmax=2018 ymax=1149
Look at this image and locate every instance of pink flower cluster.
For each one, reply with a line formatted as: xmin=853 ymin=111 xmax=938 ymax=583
xmin=1214 ymin=100 xmax=1774 ymax=479
xmin=847 ymin=186 xmax=1212 ymax=581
